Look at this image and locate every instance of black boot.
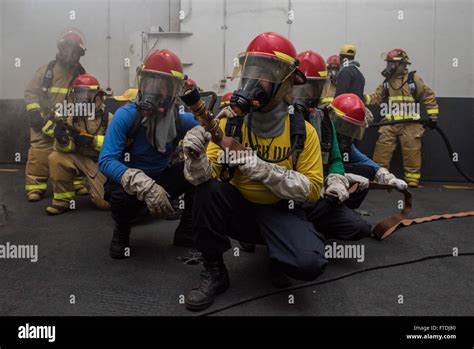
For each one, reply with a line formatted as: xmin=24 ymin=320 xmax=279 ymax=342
xmin=110 ymin=225 xmax=131 ymax=259
xmin=173 ymin=191 xmax=196 ymax=247
xmin=185 ymin=258 xmax=229 ymax=311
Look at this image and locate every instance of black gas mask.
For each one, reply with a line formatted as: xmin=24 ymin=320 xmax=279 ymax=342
xmin=292 ymin=78 xmax=324 ymax=115
xmin=230 ymin=78 xmax=274 ymax=115
xmin=137 ymin=71 xmax=181 ymax=118
xmin=328 ymin=68 xmax=338 ymax=81
xmin=381 ymin=61 xmax=400 ymax=79
xmin=57 ymin=43 xmax=83 ymax=68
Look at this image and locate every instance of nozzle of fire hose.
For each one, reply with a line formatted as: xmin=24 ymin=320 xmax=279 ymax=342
xmin=179 ymin=85 xmax=201 ymax=107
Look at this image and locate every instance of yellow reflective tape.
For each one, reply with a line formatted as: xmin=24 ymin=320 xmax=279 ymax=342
xmin=389 ymin=96 xmax=415 ymax=102
xmin=320 ymin=97 xmax=334 ymax=103
xmin=41 ymin=119 xmax=55 ymax=137
xmin=318 ymin=70 xmax=328 ymax=77
xmin=170 ymin=70 xmax=184 ymax=79
xmin=26 ymin=102 xmax=40 ymax=111
xmin=365 ymin=95 xmax=371 ymax=104
xmin=331 ymin=106 xmax=346 ymax=117
xmin=405 ymin=172 xmax=421 ymax=179
xmin=48 ymin=87 xmax=69 ymax=94
xmin=427 ymin=108 xmax=439 ymax=115
xmin=54 ymin=192 xmax=75 ymax=200
xmin=273 ymin=50 xmax=296 ymax=64
xmin=385 ymin=115 xmax=420 ymax=121
xmin=25 ymin=184 xmax=47 ymax=190
xmin=73 ymin=180 xmax=85 ymax=185
xmin=95 ymin=135 xmax=104 ymax=151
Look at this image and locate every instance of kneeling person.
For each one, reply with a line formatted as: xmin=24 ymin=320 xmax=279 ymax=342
xmin=293 ymin=50 xmax=371 ymax=241
xmin=183 ymin=32 xmax=327 ymax=311
xmin=47 ymin=74 xmax=110 ymax=215
xmin=99 ymin=49 xmax=198 ymax=259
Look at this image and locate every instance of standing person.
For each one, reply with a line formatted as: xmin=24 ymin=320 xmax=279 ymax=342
xmin=24 ymin=29 xmax=88 ymax=202
xmin=365 ymin=48 xmax=439 ymax=187
xmin=99 ymin=49 xmax=199 ymax=259
xmin=183 ymin=32 xmax=327 ymax=311
xmin=335 ymin=44 xmax=365 ymax=101
xmin=46 ymin=74 xmax=110 ymax=215
xmin=319 ymin=54 xmax=340 ymax=108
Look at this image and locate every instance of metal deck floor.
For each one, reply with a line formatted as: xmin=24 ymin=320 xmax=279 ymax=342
xmin=1 ymin=165 xmax=473 ymax=316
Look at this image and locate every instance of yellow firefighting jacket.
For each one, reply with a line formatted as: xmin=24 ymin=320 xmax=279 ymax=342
xmin=365 ymin=71 xmax=439 ymax=120
xmin=207 ymin=115 xmax=324 ymax=205
xmin=24 ymin=61 xmax=85 ymax=149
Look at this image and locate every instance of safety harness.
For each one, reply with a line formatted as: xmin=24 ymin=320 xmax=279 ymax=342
xmin=382 ymin=71 xmax=418 ymax=103
xmin=41 ymin=60 xmax=86 ymax=104
xmin=220 ymin=109 xmax=306 ymax=181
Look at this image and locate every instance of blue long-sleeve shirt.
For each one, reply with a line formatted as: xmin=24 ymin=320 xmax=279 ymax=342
xmin=345 ymin=144 xmax=381 ymax=173
xmin=99 ymin=103 xmax=198 ymax=183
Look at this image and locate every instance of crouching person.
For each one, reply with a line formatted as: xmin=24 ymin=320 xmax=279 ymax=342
xmin=47 ymin=74 xmax=110 ymax=215
xmin=292 ymin=51 xmax=371 ymax=241
xmin=98 ymin=49 xmax=198 ymax=259
xmin=183 ymin=32 xmax=327 ymax=311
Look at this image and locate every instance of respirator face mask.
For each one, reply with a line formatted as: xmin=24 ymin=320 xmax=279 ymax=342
xmin=231 ymin=54 xmax=294 ymax=115
xmin=292 ymin=78 xmax=325 ymax=113
xmin=138 ymin=71 xmax=182 ymax=118
xmin=328 ymin=68 xmax=338 ymax=81
xmin=57 ymin=44 xmax=82 ymax=68
xmin=381 ymin=61 xmax=400 ymax=78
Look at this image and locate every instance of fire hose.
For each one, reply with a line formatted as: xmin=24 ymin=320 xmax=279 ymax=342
xmin=178 ymin=90 xmax=474 ymax=239
xmin=368 ymin=118 xmax=474 ymax=183
xmin=365 ymin=118 xmax=474 ymax=240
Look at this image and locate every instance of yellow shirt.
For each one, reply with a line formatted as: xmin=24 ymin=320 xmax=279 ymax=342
xmin=207 ymin=114 xmax=324 ymax=204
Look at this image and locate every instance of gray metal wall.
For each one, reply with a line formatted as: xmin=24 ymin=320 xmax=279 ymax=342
xmin=0 ymin=0 xmax=180 ymax=99
xmin=0 ymin=0 xmax=472 ymax=98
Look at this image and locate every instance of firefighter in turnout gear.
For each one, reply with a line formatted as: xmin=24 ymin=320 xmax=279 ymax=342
xmin=293 ymin=50 xmax=371 ymax=241
xmin=365 ymin=48 xmax=439 ymax=187
xmin=319 ymin=55 xmax=340 ymax=108
xmin=46 ymin=74 xmax=111 ymax=215
xmin=24 ymin=29 xmax=88 ymax=202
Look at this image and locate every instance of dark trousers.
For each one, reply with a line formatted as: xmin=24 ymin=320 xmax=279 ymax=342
xmin=344 ymin=165 xmax=376 ymax=209
xmin=104 ymin=162 xmax=193 ymax=234
xmin=303 ymin=198 xmax=372 ymax=241
xmin=193 ymin=179 xmax=328 ymax=281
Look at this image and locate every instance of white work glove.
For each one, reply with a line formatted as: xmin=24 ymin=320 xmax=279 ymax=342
xmin=375 ymin=167 xmax=408 ymax=190
xmin=216 ymin=106 xmax=236 ymax=120
xmin=183 ymin=126 xmax=212 ymax=186
xmin=324 ymin=173 xmax=350 ymax=202
xmin=234 ymin=152 xmax=311 ymax=202
xmin=120 ymin=168 xmax=174 ymax=218
xmin=345 ymin=172 xmax=369 ymax=192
